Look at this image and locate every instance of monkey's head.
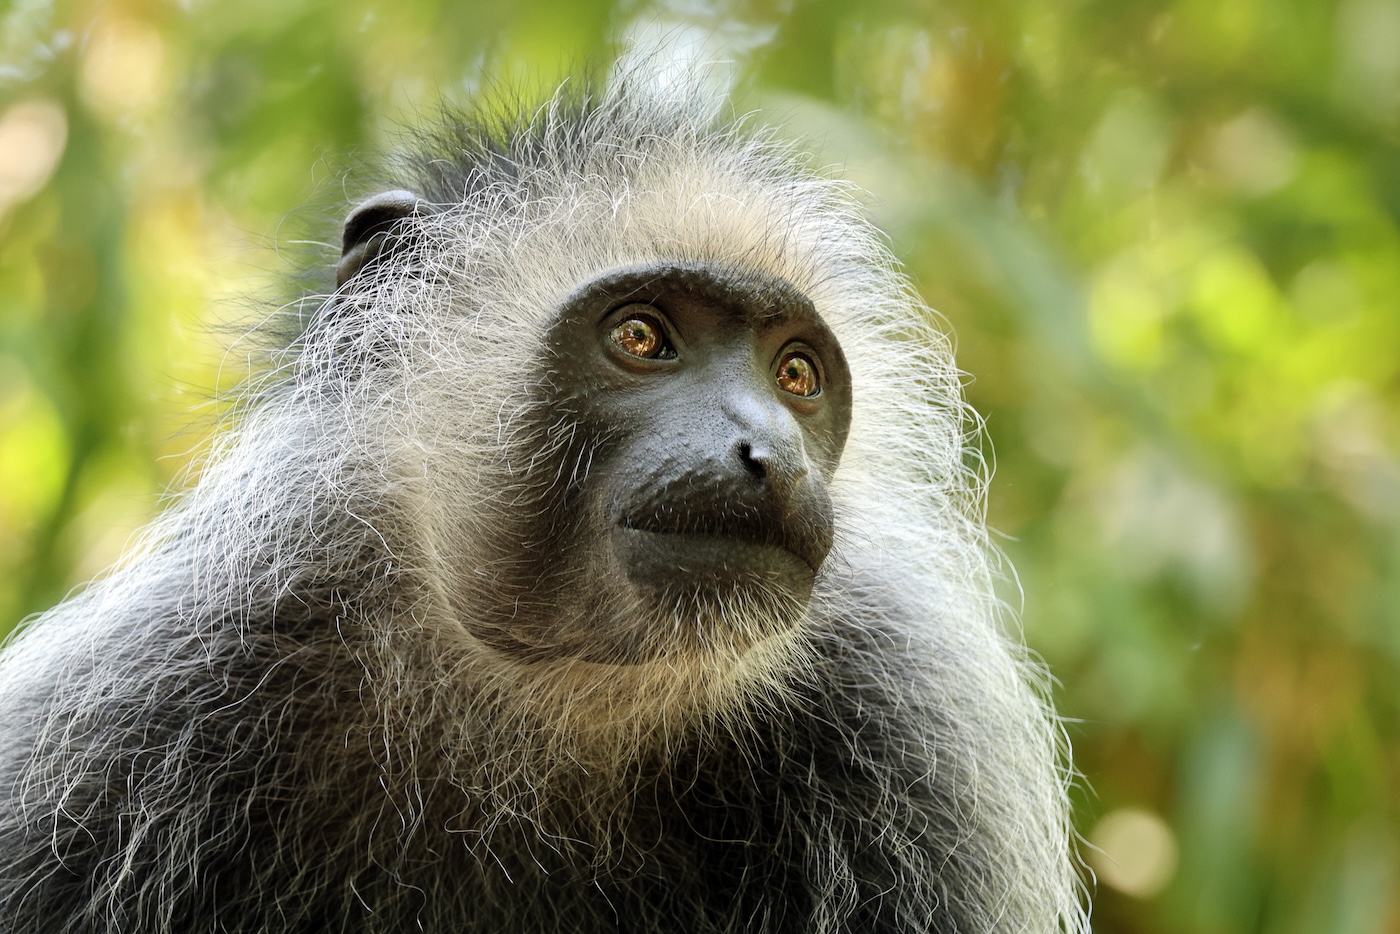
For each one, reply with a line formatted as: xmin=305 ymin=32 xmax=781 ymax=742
xmin=334 ymin=189 xmax=852 ymax=675
xmin=310 ymin=88 xmax=933 ymax=705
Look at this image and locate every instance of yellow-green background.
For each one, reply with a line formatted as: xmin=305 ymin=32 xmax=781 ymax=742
xmin=3 ymin=0 xmax=1398 ymax=930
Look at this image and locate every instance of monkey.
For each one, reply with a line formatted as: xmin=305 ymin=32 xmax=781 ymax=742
xmin=0 ymin=71 xmax=1088 ymax=934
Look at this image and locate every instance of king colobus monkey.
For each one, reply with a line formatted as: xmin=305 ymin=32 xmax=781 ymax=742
xmin=0 ymin=72 xmax=1088 ymax=933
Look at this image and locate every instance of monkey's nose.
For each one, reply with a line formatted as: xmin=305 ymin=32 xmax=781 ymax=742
xmin=738 ymin=442 xmax=767 ymax=480
xmin=720 ymin=381 xmax=810 ymax=493
xmin=735 ymin=438 xmax=808 ymax=493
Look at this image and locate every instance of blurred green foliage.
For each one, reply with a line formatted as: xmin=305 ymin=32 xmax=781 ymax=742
xmin=3 ymin=0 xmax=1399 ymax=930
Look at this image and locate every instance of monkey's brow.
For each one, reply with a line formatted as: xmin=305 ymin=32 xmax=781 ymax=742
xmin=560 ymin=260 xmax=819 ymax=329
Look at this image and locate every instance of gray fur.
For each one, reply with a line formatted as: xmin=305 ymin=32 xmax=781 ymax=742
xmin=0 ymin=73 xmax=1088 ymax=933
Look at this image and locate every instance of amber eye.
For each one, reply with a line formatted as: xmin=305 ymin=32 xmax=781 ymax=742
xmin=609 ymin=313 xmax=673 ymax=359
xmin=776 ymin=351 xmax=820 ymax=397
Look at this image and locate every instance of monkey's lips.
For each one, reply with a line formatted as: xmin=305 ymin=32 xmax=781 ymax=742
xmin=612 ymin=510 xmax=830 ymax=592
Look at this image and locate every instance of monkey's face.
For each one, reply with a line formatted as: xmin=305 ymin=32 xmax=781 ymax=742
xmin=478 ymin=263 xmax=852 ymax=665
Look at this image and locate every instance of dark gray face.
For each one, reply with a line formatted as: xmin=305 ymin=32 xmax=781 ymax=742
xmin=549 ymin=263 xmax=852 ymax=592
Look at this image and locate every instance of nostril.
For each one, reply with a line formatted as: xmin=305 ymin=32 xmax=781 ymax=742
xmin=737 ymin=442 xmax=767 ymax=480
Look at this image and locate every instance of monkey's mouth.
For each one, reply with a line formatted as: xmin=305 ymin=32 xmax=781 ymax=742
xmin=613 ymin=508 xmax=831 ymax=586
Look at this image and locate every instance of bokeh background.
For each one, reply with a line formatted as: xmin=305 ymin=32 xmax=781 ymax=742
xmin=3 ymin=0 xmax=1399 ymax=929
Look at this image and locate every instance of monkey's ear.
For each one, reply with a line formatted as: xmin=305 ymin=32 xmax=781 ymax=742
xmin=336 ymin=189 xmax=423 ymax=288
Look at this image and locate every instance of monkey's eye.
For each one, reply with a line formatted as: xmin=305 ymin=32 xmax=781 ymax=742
xmin=776 ymin=351 xmax=821 ymax=397
xmin=609 ymin=312 xmax=675 ymax=360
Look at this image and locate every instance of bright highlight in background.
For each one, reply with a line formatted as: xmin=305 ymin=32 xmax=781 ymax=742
xmin=1089 ymin=807 xmax=1179 ymax=899
xmin=0 ymin=99 xmax=66 ymax=218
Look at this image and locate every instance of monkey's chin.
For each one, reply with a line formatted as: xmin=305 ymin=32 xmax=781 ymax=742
xmin=610 ymin=527 xmax=818 ymax=604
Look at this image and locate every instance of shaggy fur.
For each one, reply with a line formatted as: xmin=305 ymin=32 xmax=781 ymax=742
xmin=0 ymin=73 xmax=1088 ymax=933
